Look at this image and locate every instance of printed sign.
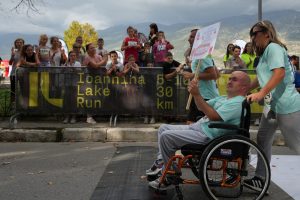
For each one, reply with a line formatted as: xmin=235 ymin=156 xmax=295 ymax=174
xmin=190 ymin=22 xmax=221 ymax=60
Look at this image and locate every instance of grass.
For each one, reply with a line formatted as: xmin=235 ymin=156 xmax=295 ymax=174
xmin=0 ymin=88 xmax=13 ymax=117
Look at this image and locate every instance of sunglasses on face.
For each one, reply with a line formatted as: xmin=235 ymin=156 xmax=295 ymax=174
xmin=250 ymin=30 xmax=264 ymax=37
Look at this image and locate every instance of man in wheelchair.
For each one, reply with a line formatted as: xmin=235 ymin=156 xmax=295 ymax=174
xmin=147 ymin=71 xmax=251 ymax=190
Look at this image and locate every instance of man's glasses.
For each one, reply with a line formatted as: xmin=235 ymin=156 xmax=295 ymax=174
xmin=250 ymin=30 xmax=264 ymax=37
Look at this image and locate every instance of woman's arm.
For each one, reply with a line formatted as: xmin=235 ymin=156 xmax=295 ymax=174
xmin=247 ymin=68 xmax=285 ymax=102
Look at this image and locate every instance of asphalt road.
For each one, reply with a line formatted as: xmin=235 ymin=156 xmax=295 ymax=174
xmin=0 ymin=142 xmax=297 ymax=200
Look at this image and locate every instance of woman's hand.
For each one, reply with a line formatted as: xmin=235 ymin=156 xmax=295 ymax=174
xmin=247 ymin=91 xmax=265 ymax=103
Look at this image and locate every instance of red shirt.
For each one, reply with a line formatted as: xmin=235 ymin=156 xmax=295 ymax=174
xmin=123 ymin=37 xmax=139 ymax=62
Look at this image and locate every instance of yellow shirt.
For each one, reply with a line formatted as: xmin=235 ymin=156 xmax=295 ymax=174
xmin=241 ymin=53 xmax=256 ymax=70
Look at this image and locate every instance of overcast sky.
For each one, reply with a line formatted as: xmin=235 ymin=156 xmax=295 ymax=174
xmin=0 ymin=0 xmax=300 ymax=35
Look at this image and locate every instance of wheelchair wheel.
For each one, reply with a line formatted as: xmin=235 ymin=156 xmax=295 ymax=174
xmin=199 ymin=135 xmax=270 ymax=200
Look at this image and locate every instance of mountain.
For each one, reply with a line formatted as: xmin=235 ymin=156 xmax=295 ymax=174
xmin=1 ymin=10 xmax=300 ymax=67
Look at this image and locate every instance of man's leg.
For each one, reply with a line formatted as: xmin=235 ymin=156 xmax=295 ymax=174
xmin=159 ymin=126 xmax=210 ymax=165
xmin=157 ymin=123 xmax=191 ymax=160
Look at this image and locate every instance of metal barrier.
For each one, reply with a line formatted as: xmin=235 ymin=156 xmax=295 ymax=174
xmin=11 ymin=67 xmax=190 ymax=124
xmin=10 ymin=67 xmax=262 ymax=127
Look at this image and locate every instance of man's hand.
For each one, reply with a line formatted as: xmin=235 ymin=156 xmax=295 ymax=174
xmin=188 ymin=79 xmax=200 ymax=96
xmin=175 ymin=64 xmax=184 ymax=74
xmin=181 ymin=71 xmax=194 ymax=80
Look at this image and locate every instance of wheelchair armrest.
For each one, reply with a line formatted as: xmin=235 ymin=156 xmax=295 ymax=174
xmin=208 ymin=122 xmax=249 ymax=137
xmin=208 ymin=122 xmax=239 ymax=130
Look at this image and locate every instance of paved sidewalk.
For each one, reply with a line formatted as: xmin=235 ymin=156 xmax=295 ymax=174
xmin=0 ymin=117 xmax=285 ymax=145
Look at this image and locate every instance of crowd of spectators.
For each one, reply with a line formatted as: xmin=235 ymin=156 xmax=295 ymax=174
xmin=4 ymin=22 xmax=299 ymax=125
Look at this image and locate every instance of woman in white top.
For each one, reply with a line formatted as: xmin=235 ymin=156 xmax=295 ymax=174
xmin=50 ymin=36 xmax=66 ymax=66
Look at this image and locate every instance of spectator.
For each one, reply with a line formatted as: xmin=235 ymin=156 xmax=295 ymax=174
xmin=147 ymin=71 xmax=251 ymax=190
xmin=184 ymin=29 xmax=198 ymax=68
xmin=181 ymin=56 xmax=220 ymax=124
xmin=58 ymin=40 xmax=67 ymax=64
xmin=83 ymin=43 xmax=107 ymax=124
xmin=162 ymin=52 xmax=184 ymax=80
xmin=290 ymin=55 xmax=299 ymax=71
xmin=223 ymin=43 xmax=234 ymax=67
xmin=37 ymin=34 xmax=51 ymax=67
xmin=50 ymin=36 xmax=66 ymax=66
xmin=148 ymin=23 xmax=158 ymax=47
xmin=106 ymin=51 xmax=123 ymax=76
xmin=18 ymin=44 xmax=40 ymax=67
xmin=65 ymin=50 xmax=81 ymax=67
xmin=122 ymin=54 xmax=139 ymax=75
xmin=96 ymin=38 xmax=108 ymax=60
xmin=152 ymin=31 xmax=174 ymax=67
xmin=63 ymin=51 xmax=81 ymax=124
xmin=72 ymin=42 xmax=85 ymax=64
xmin=225 ymin=45 xmax=246 ymax=70
xmin=9 ymin=38 xmax=24 ymax=103
xmin=241 ymin=42 xmax=256 ymax=70
xmin=245 ymin=20 xmax=300 ymax=192
xmin=121 ymin=26 xmax=141 ymax=65
xmin=75 ymin=36 xmax=86 ymax=55
xmin=83 ymin=43 xmax=107 ymax=69
xmin=291 ymin=55 xmax=300 ymax=92
xmin=139 ymin=42 xmax=154 ymax=67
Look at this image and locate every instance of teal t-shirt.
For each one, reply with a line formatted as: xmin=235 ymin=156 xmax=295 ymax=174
xmin=201 ymin=95 xmax=245 ymax=139
xmin=191 ymin=57 xmax=219 ymax=100
xmin=256 ymin=43 xmax=300 ymax=114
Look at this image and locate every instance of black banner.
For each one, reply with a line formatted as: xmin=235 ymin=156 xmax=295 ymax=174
xmin=15 ymin=67 xmax=190 ymax=116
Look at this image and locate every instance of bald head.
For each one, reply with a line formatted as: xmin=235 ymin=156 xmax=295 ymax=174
xmin=227 ymin=71 xmax=251 ymax=97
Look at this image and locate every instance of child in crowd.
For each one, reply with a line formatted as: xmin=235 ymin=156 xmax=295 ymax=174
xmin=63 ymin=51 xmax=81 ymax=124
xmin=121 ymin=26 xmax=141 ymax=65
xmin=123 ymin=54 xmax=140 ymax=75
xmin=96 ymin=38 xmax=108 ymax=60
xmin=162 ymin=52 xmax=184 ymax=80
xmin=225 ymin=45 xmax=246 ymax=70
xmin=106 ymin=51 xmax=124 ymax=76
xmin=65 ymin=51 xmax=81 ymax=67
xmin=152 ymin=31 xmax=174 ymax=67
xmin=18 ymin=44 xmax=40 ymax=67
xmin=139 ymin=42 xmax=154 ymax=67
xmin=37 ymin=34 xmax=51 ymax=67
xmin=223 ymin=43 xmax=234 ymax=67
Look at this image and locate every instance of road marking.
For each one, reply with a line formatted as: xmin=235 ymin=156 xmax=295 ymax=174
xmin=271 ymin=155 xmax=300 ymax=199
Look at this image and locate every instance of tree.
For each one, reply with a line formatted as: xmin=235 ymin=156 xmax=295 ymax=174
xmin=6 ymin=0 xmax=43 ymax=15
xmin=64 ymin=21 xmax=99 ymax=51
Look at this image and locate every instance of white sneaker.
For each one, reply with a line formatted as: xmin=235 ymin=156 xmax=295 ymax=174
xmin=150 ymin=117 xmax=156 ymax=124
xmin=254 ymin=118 xmax=260 ymax=126
xmin=63 ymin=117 xmax=69 ymax=124
xmin=148 ymin=177 xmax=172 ymax=191
xmin=144 ymin=116 xmax=149 ymax=124
xmin=70 ymin=116 xmax=76 ymax=124
xmin=87 ymin=117 xmax=96 ymax=124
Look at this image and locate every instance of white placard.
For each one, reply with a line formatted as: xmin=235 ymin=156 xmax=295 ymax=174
xmin=190 ymin=22 xmax=221 ymax=60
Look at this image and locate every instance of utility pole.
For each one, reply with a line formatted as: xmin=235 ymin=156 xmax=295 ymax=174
xmin=258 ymin=0 xmax=262 ymax=21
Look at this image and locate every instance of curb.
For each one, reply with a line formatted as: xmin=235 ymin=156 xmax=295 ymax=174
xmin=0 ymin=127 xmax=284 ymax=146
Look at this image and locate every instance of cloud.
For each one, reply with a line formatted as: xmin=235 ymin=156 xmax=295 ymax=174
xmin=0 ymin=0 xmax=299 ymax=35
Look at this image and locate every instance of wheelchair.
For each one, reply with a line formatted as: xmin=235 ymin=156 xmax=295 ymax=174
xmin=148 ymin=100 xmax=270 ymax=200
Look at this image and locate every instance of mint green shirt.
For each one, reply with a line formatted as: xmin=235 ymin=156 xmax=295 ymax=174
xmin=201 ymin=95 xmax=245 ymax=139
xmin=256 ymin=43 xmax=300 ymax=114
xmin=191 ymin=57 xmax=219 ymax=100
